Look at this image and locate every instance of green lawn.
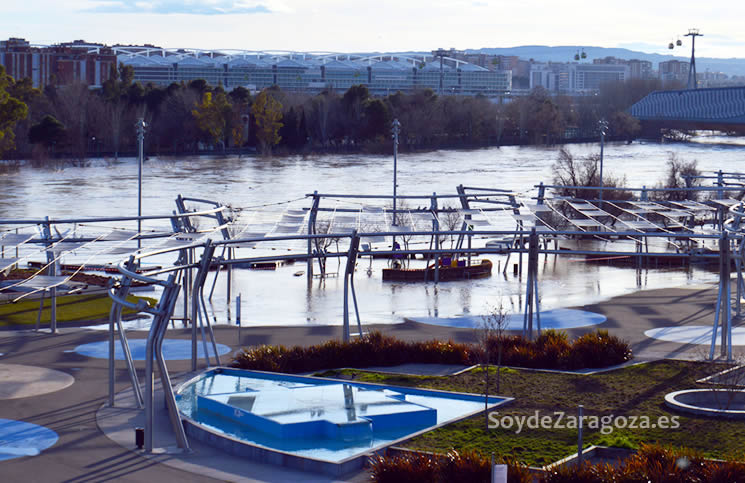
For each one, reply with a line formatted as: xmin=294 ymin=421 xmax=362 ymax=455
xmin=0 ymin=293 xmax=158 ymax=327
xmin=318 ymin=361 xmax=744 ymax=467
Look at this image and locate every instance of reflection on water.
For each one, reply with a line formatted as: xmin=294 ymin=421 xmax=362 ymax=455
xmin=1 ymin=139 xmax=739 ymax=326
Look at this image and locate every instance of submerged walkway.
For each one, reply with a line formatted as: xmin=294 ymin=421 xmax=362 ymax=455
xmin=0 ymin=282 xmax=740 ymax=482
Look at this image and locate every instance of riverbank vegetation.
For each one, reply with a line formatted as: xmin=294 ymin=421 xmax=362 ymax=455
xmin=0 ymin=63 xmax=690 ymax=161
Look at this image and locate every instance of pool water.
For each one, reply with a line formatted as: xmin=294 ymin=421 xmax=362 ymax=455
xmin=177 ymin=369 xmax=508 ymax=464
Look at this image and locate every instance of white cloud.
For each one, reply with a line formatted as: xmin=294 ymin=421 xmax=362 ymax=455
xmin=3 ymin=0 xmax=744 ymax=58
xmin=83 ymin=0 xmax=272 ymax=15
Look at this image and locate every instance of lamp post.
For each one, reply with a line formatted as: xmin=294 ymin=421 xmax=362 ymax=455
xmin=598 ymin=119 xmax=608 ymax=207
xmin=136 ymin=118 xmax=147 ymax=251
xmin=391 ymin=119 xmax=401 ymax=227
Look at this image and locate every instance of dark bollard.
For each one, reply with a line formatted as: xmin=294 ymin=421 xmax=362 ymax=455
xmin=135 ymin=427 xmax=144 ymax=449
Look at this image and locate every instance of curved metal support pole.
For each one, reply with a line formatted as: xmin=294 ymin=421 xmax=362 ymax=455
xmin=144 ymin=291 xmax=161 ymax=452
xmin=115 ymin=278 xmax=144 ymax=408
xmin=350 ymin=272 xmax=363 ymax=337
xmin=146 ymin=274 xmax=190 ymax=452
xmin=108 ymin=257 xmax=145 ymax=408
xmin=192 ymin=242 xmax=216 ymax=368
xmin=523 ymin=229 xmax=539 ymax=340
xmin=196 ymin=303 xmax=211 ymax=366
xmin=343 ymin=231 xmax=360 ymax=342
xmin=533 ymin=270 xmax=541 ymax=335
xmin=307 ymin=192 xmax=320 ymax=282
xmin=207 ymin=245 xmax=227 ymax=302
xmin=710 ymin=232 xmax=729 ymax=360
xmin=431 ymin=194 xmax=440 ymax=284
xmin=200 ymin=288 xmax=221 ymax=366
xmin=108 ymin=289 xmax=118 ymax=407
xmin=154 ymin=281 xmax=191 ymax=452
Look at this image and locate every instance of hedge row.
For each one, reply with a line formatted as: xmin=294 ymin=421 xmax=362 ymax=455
xmin=370 ymin=450 xmax=532 ymax=483
xmin=492 ymin=329 xmax=633 ymax=370
xmin=370 ymin=444 xmax=745 ymax=483
xmin=230 ymin=329 xmax=631 ymax=373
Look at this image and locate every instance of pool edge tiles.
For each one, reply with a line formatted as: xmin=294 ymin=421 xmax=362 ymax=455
xmin=176 ymin=367 xmax=512 ymax=477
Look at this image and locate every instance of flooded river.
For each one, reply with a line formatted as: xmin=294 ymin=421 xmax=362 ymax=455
xmin=2 ymin=135 xmax=744 ymax=326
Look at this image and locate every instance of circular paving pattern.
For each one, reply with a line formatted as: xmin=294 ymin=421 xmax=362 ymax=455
xmin=0 ymin=419 xmax=58 ymax=461
xmin=409 ymin=308 xmax=606 ymax=330
xmin=0 ymin=364 xmax=75 ymax=400
xmin=645 ymin=326 xmax=745 ymax=346
xmin=73 ymin=339 xmax=232 ymax=361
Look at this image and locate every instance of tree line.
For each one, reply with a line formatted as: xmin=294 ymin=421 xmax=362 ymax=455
xmin=0 ymin=63 xmax=686 ymax=161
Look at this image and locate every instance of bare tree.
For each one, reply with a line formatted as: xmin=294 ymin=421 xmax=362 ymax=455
xmin=652 ymin=153 xmax=702 ymax=201
xmin=480 ymin=299 xmax=508 ymax=430
xmin=439 ymin=205 xmax=462 ymax=249
xmin=313 ymin=219 xmax=336 ymax=278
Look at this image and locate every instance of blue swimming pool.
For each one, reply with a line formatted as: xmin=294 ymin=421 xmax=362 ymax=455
xmin=176 ymin=368 xmax=510 ymax=476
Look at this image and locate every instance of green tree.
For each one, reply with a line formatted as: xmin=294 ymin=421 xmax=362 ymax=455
xmin=362 ymin=98 xmax=389 ymax=141
xmin=192 ymin=91 xmax=233 ymax=151
xmin=7 ymin=75 xmax=45 ymax=156
xmin=342 ymin=85 xmax=370 ymax=142
xmin=609 ymin=111 xmax=641 ymax=142
xmin=0 ymin=65 xmax=29 ymax=157
xmin=28 ymin=115 xmax=66 ymax=149
xmin=251 ymin=89 xmax=283 ymax=155
xmin=228 ymin=86 xmax=251 ymax=106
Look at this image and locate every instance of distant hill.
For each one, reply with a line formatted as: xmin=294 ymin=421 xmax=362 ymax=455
xmin=468 ymin=46 xmax=745 ymax=76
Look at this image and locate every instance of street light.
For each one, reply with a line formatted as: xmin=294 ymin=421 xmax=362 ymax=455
xmin=136 ymin=118 xmax=147 ymax=251
xmin=598 ymin=119 xmax=608 ymax=207
xmin=391 ymin=119 xmax=401 ymax=227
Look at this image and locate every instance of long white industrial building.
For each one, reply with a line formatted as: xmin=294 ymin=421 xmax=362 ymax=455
xmin=111 ymin=47 xmax=512 ymax=96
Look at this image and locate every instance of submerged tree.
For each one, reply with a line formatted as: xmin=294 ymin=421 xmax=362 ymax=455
xmin=652 ymin=153 xmax=702 ymax=201
xmin=28 ymin=115 xmax=66 ymax=151
xmin=251 ymin=89 xmax=283 ymax=155
xmin=551 ymin=147 xmax=632 ymax=202
xmin=192 ymin=91 xmax=232 ymax=151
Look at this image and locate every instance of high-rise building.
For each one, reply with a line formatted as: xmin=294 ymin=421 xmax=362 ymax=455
xmin=0 ymin=38 xmax=116 ymax=88
xmin=592 ymin=56 xmax=653 ymax=80
xmin=627 ymin=59 xmax=653 ymax=80
xmin=529 ymin=62 xmax=629 ymax=93
xmin=659 ymin=60 xmax=690 ymax=84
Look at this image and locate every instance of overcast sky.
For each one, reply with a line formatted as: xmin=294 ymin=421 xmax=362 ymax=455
xmin=5 ymin=0 xmax=744 ymax=58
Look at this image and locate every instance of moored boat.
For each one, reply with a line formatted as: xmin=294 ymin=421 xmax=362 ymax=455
xmin=382 ymin=259 xmax=492 ymax=282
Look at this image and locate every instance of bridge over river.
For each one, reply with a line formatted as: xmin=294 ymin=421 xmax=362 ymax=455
xmin=630 ymin=86 xmax=745 ymax=132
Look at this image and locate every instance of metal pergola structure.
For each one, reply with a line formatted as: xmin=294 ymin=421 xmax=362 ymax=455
xmin=5 ymin=179 xmax=745 ymax=454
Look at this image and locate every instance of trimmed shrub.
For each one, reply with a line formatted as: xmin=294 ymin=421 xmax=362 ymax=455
xmin=231 ymin=329 xmax=631 ymax=373
xmin=486 ymin=329 xmax=631 ymax=371
xmin=232 ymin=331 xmax=473 ymax=373
xmin=567 ymin=330 xmax=632 ymax=369
xmin=541 ymin=461 xmax=617 ymax=483
xmin=369 ymin=452 xmax=439 ymax=483
xmin=542 ymin=444 xmax=745 ymax=482
xmin=369 ymin=450 xmax=532 ymax=483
